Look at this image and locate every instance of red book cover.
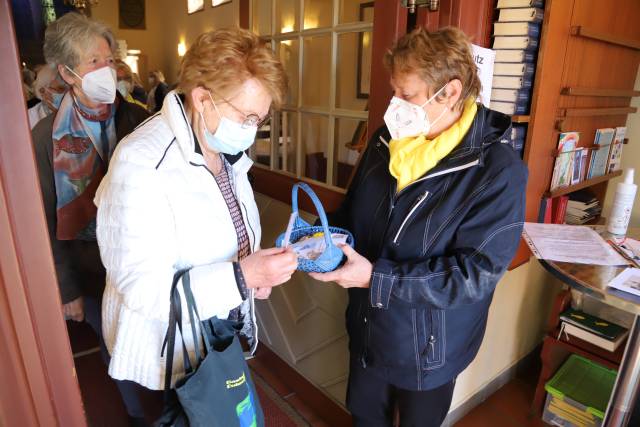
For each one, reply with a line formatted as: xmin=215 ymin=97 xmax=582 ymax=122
xmin=552 ymin=195 xmax=569 ymax=224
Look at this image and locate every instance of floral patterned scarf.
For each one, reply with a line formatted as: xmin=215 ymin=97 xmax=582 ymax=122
xmin=51 ymin=91 xmax=117 ymax=240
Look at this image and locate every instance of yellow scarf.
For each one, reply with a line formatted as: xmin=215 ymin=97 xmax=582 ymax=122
xmin=389 ymin=99 xmax=478 ymax=191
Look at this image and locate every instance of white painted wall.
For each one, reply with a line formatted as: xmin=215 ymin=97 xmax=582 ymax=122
xmin=603 ymin=69 xmax=640 ymax=228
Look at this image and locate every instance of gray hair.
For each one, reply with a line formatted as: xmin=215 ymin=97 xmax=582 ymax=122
xmin=44 ymin=12 xmax=116 ymax=70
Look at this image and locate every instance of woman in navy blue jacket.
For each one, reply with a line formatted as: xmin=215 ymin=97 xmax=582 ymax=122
xmin=310 ymin=27 xmax=528 ymax=426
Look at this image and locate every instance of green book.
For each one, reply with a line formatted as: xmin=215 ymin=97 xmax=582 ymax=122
xmin=559 ymin=308 xmax=628 ymax=341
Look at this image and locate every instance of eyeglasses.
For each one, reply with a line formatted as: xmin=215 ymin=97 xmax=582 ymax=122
xmin=211 ymin=91 xmax=270 ymax=129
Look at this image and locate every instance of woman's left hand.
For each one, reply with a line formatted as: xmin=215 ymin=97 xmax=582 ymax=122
xmin=309 ymin=245 xmax=372 ymax=288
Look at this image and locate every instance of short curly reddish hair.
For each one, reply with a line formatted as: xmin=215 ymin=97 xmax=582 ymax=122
xmin=178 ymin=28 xmax=288 ymax=108
xmin=384 ymin=26 xmax=481 ymax=110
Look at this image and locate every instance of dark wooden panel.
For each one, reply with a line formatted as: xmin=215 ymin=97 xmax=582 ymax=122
xmin=520 ymin=0 xmax=574 ymax=247
xmin=562 ymin=87 xmax=640 ymax=97
xmin=415 ymin=0 xmax=494 ymax=47
xmin=367 ymin=0 xmax=408 ymax=137
xmin=571 ymin=25 xmax=640 ymax=51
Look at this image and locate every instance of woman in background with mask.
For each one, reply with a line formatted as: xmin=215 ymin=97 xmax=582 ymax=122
xmin=115 ymin=60 xmax=147 ymax=109
xmin=310 ymin=27 xmax=528 ymax=426
xmin=94 ymin=28 xmax=297 ymax=395
xmin=31 ymin=11 xmax=149 ymax=426
xmin=146 ymin=69 xmax=169 ymax=113
xmin=27 ymin=63 xmax=67 ymax=128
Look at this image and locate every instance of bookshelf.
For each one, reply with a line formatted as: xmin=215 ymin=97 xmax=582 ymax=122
xmin=545 ymin=170 xmax=622 ymax=199
xmin=511 ymin=115 xmax=530 ymax=123
xmin=508 ymin=0 xmax=640 ymax=268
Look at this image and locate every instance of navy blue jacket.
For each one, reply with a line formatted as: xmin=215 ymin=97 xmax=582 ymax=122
xmin=330 ymin=105 xmax=528 ymax=391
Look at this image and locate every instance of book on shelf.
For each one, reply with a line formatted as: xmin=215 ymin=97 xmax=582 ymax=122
xmin=550 ymin=131 xmax=579 ymax=190
xmin=491 ymin=88 xmax=531 ymax=103
xmin=560 ymin=322 xmax=627 ymax=352
xmin=538 ymin=197 xmax=553 ymax=223
xmin=492 ymin=75 xmax=533 ymax=90
xmin=570 ymin=147 xmax=584 ymax=185
xmin=587 ymin=128 xmax=615 ymax=179
xmin=496 ymin=0 xmax=544 ymax=8
xmin=491 ymin=100 xmax=529 ymax=115
xmin=498 ymin=7 xmax=544 ymax=22
xmin=552 ymin=195 xmax=569 ymax=224
xmin=512 ymin=138 xmax=525 ymax=158
xmin=494 ymin=49 xmax=536 ymax=63
xmin=559 ymin=308 xmax=629 ymax=352
xmin=493 ymin=62 xmax=535 ymax=77
xmin=511 ymin=124 xmax=527 ymax=141
xmin=565 ymin=189 xmax=601 ymax=224
xmin=567 ymin=189 xmax=599 ymax=209
xmin=492 ymin=36 xmax=539 ymax=51
xmin=607 ymin=126 xmax=626 ymax=173
xmin=493 ymin=21 xmax=541 ymax=37
xmin=579 ymin=148 xmax=590 ymax=182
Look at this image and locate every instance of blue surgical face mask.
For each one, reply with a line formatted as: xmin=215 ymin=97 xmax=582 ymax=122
xmin=198 ymin=92 xmax=257 ymax=155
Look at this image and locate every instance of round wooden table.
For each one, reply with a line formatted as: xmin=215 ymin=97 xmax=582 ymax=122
xmin=539 ymin=227 xmax=640 ymax=426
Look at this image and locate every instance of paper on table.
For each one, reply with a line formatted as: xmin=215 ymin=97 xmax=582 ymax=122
xmin=522 ymin=223 xmax=628 ymax=265
xmin=608 ymin=268 xmax=640 ymax=297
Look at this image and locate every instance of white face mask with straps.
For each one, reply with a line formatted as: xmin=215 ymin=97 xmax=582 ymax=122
xmin=384 ymin=84 xmax=448 ymax=140
xmin=66 ymin=65 xmax=117 ymax=104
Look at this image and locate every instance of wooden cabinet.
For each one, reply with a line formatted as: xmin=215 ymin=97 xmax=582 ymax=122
xmin=511 ymin=0 xmax=640 ymax=267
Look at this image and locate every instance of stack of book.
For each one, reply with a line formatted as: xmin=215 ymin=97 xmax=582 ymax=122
xmin=490 ymin=0 xmax=543 ymax=116
xmin=559 ymin=308 xmax=629 ymax=352
xmin=564 ymin=190 xmax=601 ymax=225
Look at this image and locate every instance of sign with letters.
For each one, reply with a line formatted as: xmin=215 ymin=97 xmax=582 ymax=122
xmin=471 ymin=44 xmax=495 ymax=108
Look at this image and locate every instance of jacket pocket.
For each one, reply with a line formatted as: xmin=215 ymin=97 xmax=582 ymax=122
xmin=421 ymin=308 xmax=445 ymax=370
xmin=393 ymin=191 xmax=429 ymax=245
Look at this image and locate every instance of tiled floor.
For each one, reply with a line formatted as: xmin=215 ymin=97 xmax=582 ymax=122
xmin=248 ymin=356 xmax=332 ymax=427
xmin=68 ymin=319 xmax=556 ymax=426
xmin=454 ymin=378 xmax=547 ymax=427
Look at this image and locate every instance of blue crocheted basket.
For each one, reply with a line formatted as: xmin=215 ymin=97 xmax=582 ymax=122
xmin=276 ymin=183 xmax=354 ymax=273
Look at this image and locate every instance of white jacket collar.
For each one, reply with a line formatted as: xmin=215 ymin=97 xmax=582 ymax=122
xmin=160 ymin=90 xmax=254 ymax=175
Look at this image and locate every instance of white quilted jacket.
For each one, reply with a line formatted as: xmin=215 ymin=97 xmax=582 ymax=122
xmin=95 ymin=91 xmax=261 ymax=390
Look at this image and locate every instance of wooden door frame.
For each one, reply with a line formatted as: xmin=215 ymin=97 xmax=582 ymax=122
xmin=0 ymin=1 xmax=86 ymax=426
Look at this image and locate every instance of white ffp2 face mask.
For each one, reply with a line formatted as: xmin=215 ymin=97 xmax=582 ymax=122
xmin=384 ymin=84 xmax=448 ymax=140
xmin=66 ymin=65 xmax=117 ymax=104
xmin=117 ymin=80 xmax=131 ymax=99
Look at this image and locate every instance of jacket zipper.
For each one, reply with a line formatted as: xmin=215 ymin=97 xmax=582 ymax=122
xmin=392 ymin=190 xmax=430 ymax=244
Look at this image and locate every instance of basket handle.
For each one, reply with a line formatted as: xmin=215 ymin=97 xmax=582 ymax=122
xmin=291 ymin=182 xmax=333 ymax=249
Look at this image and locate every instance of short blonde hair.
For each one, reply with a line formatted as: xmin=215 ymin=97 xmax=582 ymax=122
xmin=178 ymin=28 xmax=287 ymax=108
xmin=115 ymin=60 xmax=133 ymax=82
xmin=384 ymin=27 xmax=480 ymax=110
xmin=44 ymin=12 xmax=116 ymax=70
xmin=149 ymin=70 xmax=165 ymax=83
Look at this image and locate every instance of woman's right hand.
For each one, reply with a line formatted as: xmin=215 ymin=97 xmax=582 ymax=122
xmin=240 ymin=247 xmax=298 ymax=290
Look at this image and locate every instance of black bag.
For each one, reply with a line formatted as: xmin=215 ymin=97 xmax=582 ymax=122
xmin=155 ymin=270 xmax=264 ymax=427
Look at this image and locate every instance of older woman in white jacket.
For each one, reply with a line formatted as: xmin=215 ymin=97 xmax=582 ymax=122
xmin=95 ymin=28 xmax=297 ymax=392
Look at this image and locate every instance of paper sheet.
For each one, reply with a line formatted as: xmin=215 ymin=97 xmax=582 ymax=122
xmin=608 ymin=268 xmax=640 ymax=297
xmin=522 ymin=223 xmax=628 ymax=265
xmin=290 ymin=233 xmax=348 ymax=260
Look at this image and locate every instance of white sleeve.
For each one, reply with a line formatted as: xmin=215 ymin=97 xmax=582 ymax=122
xmin=95 ymin=153 xmax=243 ymax=321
